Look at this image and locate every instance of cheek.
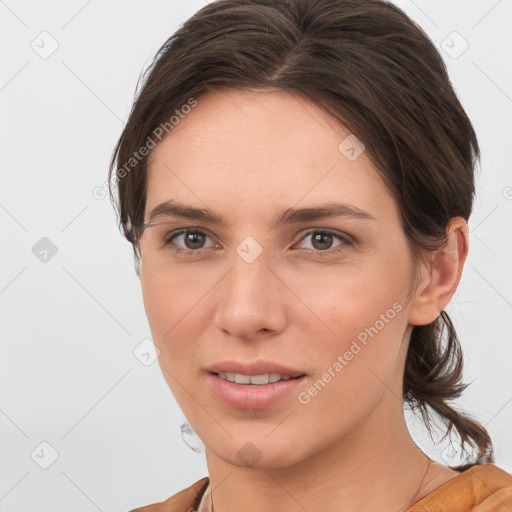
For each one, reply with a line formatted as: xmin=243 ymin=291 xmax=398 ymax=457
xmin=290 ymin=248 xmax=412 ymax=398
xmin=290 ymin=250 xmax=411 ymax=346
xmin=140 ymin=272 xmax=209 ymax=414
xmin=140 ymin=271 xmax=205 ymax=361
xmin=140 ymin=273 xmax=172 ymax=339
xmin=293 ymin=300 xmax=408 ymax=445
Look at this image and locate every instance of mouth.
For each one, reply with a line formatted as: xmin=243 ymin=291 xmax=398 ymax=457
xmin=215 ymin=371 xmax=305 ymax=385
xmin=205 ymin=360 xmax=305 ymax=379
xmin=204 ymin=360 xmax=307 ymax=409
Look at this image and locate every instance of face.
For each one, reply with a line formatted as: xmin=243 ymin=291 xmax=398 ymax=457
xmin=139 ymin=89 xmax=420 ymax=469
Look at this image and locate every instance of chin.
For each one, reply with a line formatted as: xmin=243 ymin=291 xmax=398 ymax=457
xmin=204 ymin=431 xmax=313 ymax=470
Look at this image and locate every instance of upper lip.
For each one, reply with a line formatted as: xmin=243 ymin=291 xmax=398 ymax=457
xmin=205 ymin=360 xmax=305 ymax=377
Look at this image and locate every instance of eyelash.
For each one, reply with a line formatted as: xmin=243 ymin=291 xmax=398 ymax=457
xmin=164 ymin=228 xmax=353 ymax=258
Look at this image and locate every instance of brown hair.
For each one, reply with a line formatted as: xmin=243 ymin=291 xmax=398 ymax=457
xmin=108 ymin=0 xmax=493 ymax=471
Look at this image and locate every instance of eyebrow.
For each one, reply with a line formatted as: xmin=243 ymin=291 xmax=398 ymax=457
xmin=146 ymin=199 xmax=375 ymax=228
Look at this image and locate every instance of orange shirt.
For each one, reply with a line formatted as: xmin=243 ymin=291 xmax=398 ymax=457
xmin=408 ymin=464 xmax=512 ymax=512
xmin=130 ymin=464 xmax=512 ymax=512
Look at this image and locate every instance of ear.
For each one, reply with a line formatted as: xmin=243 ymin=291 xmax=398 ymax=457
xmin=408 ymin=217 xmax=469 ymax=326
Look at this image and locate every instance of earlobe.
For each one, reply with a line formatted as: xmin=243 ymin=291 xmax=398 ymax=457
xmin=408 ymin=217 xmax=469 ymax=326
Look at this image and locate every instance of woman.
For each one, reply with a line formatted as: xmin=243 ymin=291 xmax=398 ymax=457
xmin=108 ymin=0 xmax=512 ymax=510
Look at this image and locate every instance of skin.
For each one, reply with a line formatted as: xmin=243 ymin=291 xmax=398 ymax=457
xmin=138 ymin=89 xmax=468 ymax=511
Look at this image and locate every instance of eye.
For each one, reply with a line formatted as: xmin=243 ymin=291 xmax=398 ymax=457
xmin=294 ymin=229 xmax=352 ymax=256
xmin=162 ymin=227 xmax=352 ymax=258
xmin=166 ymin=229 xmax=219 ymax=254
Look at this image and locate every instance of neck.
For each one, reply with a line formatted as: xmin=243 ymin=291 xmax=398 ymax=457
xmin=204 ymin=393 xmax=436 ymax=512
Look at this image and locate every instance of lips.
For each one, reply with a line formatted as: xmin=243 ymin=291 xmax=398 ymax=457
xmin=218 ymin=371 xmax=297 ymax=384
xmin=203 ymin=360 xmax=307 ymax=409
xmin=204 ymin=360 xmax=306 ymax=378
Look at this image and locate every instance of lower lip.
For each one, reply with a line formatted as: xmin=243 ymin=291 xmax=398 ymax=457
xmin=206 ymin=373 xmax=306 ymax=410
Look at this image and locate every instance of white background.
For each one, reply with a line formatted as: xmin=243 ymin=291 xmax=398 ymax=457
xmin=1 ymin=1 xmax=511 ymax=511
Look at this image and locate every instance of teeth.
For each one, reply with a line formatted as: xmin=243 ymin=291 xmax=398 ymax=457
xmin=246 ymin=373 xmax=268 ymax=384
xmin=217 ymin=372 xmax=295 ymax=385
xmin=234 ymin=373 xmax=250 ymax=384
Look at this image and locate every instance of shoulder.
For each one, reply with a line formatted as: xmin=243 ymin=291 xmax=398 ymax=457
xmin=129 ymin=476 xmax=210 ymax=512
xmin=409 ymin=464 xmax=512 ymax=511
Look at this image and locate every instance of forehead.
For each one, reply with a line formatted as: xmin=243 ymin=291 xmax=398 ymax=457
xmin=149 ymin=88 xmax=350 ymax=169
xmin=145 ymin=89 xmax=398 ymax=227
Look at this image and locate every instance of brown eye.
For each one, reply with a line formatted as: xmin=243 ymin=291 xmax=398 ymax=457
xmin=170 ymin=230 xmax=208 ymax=250
xmin=295 ymin=230 xmax=352 ymax=255
xmin=166 ymin=229 xmax=217 ymax=253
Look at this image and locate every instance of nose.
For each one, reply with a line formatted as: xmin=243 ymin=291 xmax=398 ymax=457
xmin=213 ymin=247 xmax=287 ymax=342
